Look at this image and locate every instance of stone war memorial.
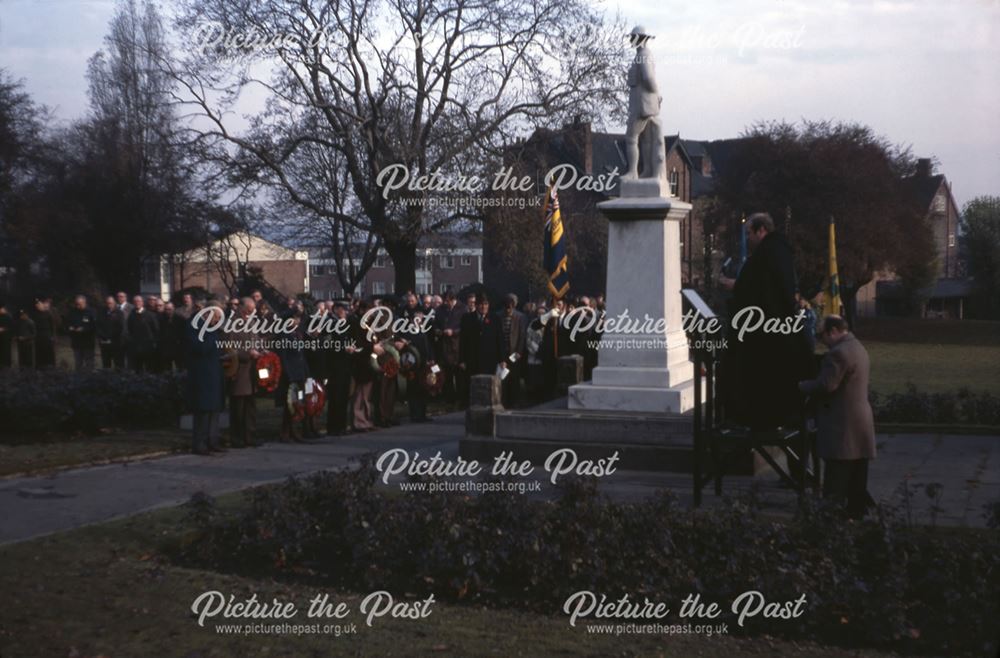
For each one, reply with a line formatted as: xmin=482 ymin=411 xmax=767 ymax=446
xmin=569 ymin=24 xmax=695 ymax=415
xmin=462 ymin=25 xmax=703 ymax=471
xmin=1 ymin=3 xmax=998 ymax=657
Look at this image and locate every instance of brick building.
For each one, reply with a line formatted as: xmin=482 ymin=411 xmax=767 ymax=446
xmin=307 ymin=234 xmax=483 ymax=299
xmin=141 ymin=232 xmax=309 ymax=301
xmin=855 ymin=158 xmax=968 ymax=317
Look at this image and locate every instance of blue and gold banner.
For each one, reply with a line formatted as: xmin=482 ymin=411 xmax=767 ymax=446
xmin=543 ymin=185 xmax=569 ymax=299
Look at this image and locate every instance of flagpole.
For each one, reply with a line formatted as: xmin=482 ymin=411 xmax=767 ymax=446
xmin=739 ymin=214 xmax=747 ymax=272
xmin=552 ymin=294 xmax=559 ymax=359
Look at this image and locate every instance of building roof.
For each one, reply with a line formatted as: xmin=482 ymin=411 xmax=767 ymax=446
xmin=170 ymin=232 xmax=307 ymax=263
xmin=591 ymin=131 xmax=627 ymax=174
xmin=304 ymin=233 xmax=483 ymax=260
xmin=903 ymin=173 xmax=947 ymax=212
xmin=588 ymin=130 xmax=749 ymax=199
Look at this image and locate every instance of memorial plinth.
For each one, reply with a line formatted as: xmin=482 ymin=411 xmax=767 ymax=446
xmin=568 ymin=177 xmax=695 ymax=413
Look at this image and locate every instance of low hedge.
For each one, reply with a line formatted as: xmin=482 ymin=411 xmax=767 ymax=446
xmin=870 ymin=385 xmax=1000 ymax=426
xmin=0 ymin=369 xmax=185 ymax=436
xmin=172 ymin=464 xmax=999 ymax=656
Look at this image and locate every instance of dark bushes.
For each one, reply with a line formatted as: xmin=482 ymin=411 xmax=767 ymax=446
xmin=173 ymin=464 xmax=999 ymax=656
xmin=871 ymin=385 xmax=1000 ymax=426
xmin=0 ymin=368 xmax=185 ymax=435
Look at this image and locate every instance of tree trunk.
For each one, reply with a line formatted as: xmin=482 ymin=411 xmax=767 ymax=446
xmin=842 ymin=283 xmax=862 ymax=329
xmin=384 ymin=238 xmax=417 ymax=295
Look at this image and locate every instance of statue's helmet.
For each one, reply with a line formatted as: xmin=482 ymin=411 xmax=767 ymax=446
xmin=629 ymin=25 xmax=654 ymax=46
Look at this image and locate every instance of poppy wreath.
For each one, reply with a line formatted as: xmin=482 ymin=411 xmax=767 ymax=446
xmin=256 ymin=351 xmax=282 ymax=393
xmin=371 ymin=341 xmax=401 ymax=379
xmin=304 ymin=378 xmax=326 ymax=417
xmin=382 ymin=356 xmax=400 ymax=379
xmin=421 ymin=363 xmax=444 ymax=397
xmin=399 ymin=344 xmax=422 ymax=380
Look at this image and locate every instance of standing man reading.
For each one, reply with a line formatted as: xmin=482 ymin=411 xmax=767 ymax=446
xmin=798 ymin=315 xmax=876 ymax=519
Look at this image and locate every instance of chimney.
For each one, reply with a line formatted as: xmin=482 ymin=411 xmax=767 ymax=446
xmin=916 ymin=158 xmax=931 ymax=178
xmin=564 ymin=118 xmax=593 ymax=174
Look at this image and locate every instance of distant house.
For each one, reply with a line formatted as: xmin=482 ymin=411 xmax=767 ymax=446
xmin=306 ymin=233 xmax=483 ymax=300
xmin=875 ymin=277 xmax=974 ymax=319
xmin=141 ymin=232 xmax=309 ymax=301
xmin=854 ymin=158 xmax=968 ymax=318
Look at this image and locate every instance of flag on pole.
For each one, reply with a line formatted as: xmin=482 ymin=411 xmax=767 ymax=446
xmin=827 ymin=216 xmax=844 ymax=316
xmin=543 ymin=185 xmax=569 ymax=299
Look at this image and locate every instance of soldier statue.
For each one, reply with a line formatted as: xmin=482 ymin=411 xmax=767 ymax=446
xmin=624 ymin=26 xmax=666 ymax=182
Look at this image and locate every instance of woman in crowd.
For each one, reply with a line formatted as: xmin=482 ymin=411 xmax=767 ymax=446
xmin=185 ymin=302 xmax=226 ymax=455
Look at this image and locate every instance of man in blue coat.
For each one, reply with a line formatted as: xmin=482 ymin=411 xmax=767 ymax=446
xmin=185 ymin=303 xmax=226 ymax=455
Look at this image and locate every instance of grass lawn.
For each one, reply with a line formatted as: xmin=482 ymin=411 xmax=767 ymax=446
xmin=0 ymin=497 xmax=896 ymax=658
xmin=866 ymin=341 xmax=1000 ymax=396
xmin=0 ymin=430 xmax=188 ymax=477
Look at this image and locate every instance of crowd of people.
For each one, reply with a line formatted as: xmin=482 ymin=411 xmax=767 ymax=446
xmin=0 ymin=292 xmax=190 ymax=372
xmin=0 ymin=287 xmax=608 ymax=456
xmin=183 ymin=289 xmax=608 ymax=455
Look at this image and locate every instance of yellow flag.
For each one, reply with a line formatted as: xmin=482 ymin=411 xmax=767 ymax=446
xmin=827 ymin=216 xmax=843 ymax=316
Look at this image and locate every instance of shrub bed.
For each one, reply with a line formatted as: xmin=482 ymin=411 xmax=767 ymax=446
xmin=173 ymin=464 xmax=999 ymax=656
xmin=870 ymin=385 xmax=1000 ymax=426
xmin=0 ymin=369 xmax=186 ymax=436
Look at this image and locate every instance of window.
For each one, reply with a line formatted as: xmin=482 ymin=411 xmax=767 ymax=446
xmin=669 ymin=169 xmax=679 ymax=197
xmin=461 ymin=255 xmax=473 ymax=266
xmin=372 ymin=281 xmax=387 ymax=295
xmin=933 ymin=193 xmax=947 ymax=214
xmin=310 ymin=264 xmax=324 ymax=277
xmin=416 ymin=255 xmax=430 ymax=272
xmin=417 ymin=282 xmax=432 ymax=295
xmin=440 ymin=283 xmax=451 ymax=294
xmin=948 ymin=233 xmax=955 ymax=248
xmin=440 ymin=255 xmax=454 ymax=268
xmin=141 ymin=260 xmax=159 ymax=284
xmin=374 ymin=254 xmax=387 ymax=268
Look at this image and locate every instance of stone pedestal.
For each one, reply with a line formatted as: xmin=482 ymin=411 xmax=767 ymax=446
xmin=568 ymin=177 xmax=694 ymax=413
xmin=556 ymin=355 xmax=584 ymax=395
xmin=465 ymin=374 xmax=502 ymax=437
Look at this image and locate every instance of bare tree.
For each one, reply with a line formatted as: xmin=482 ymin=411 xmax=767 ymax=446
xmin=170 ymin=0 xmax=625 ymax=293
xmin=204 ymin=231 xmax=253 ymax=298
xmin=266 ymin=141 xmax=380 ymax=295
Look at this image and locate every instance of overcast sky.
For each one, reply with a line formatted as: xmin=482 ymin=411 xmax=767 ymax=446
xmin=1 ymin=0 xmax=997 ymax=208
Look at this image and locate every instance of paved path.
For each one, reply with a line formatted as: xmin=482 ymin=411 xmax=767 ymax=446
xmin=1 ymin=415 xmax=997 ymax=545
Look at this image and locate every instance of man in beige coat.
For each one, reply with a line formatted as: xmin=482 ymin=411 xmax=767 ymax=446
xmin=227 ymin=298 xmax=261 ymax=448
xmin=798 ymin=315 xmax=876 ymax=518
